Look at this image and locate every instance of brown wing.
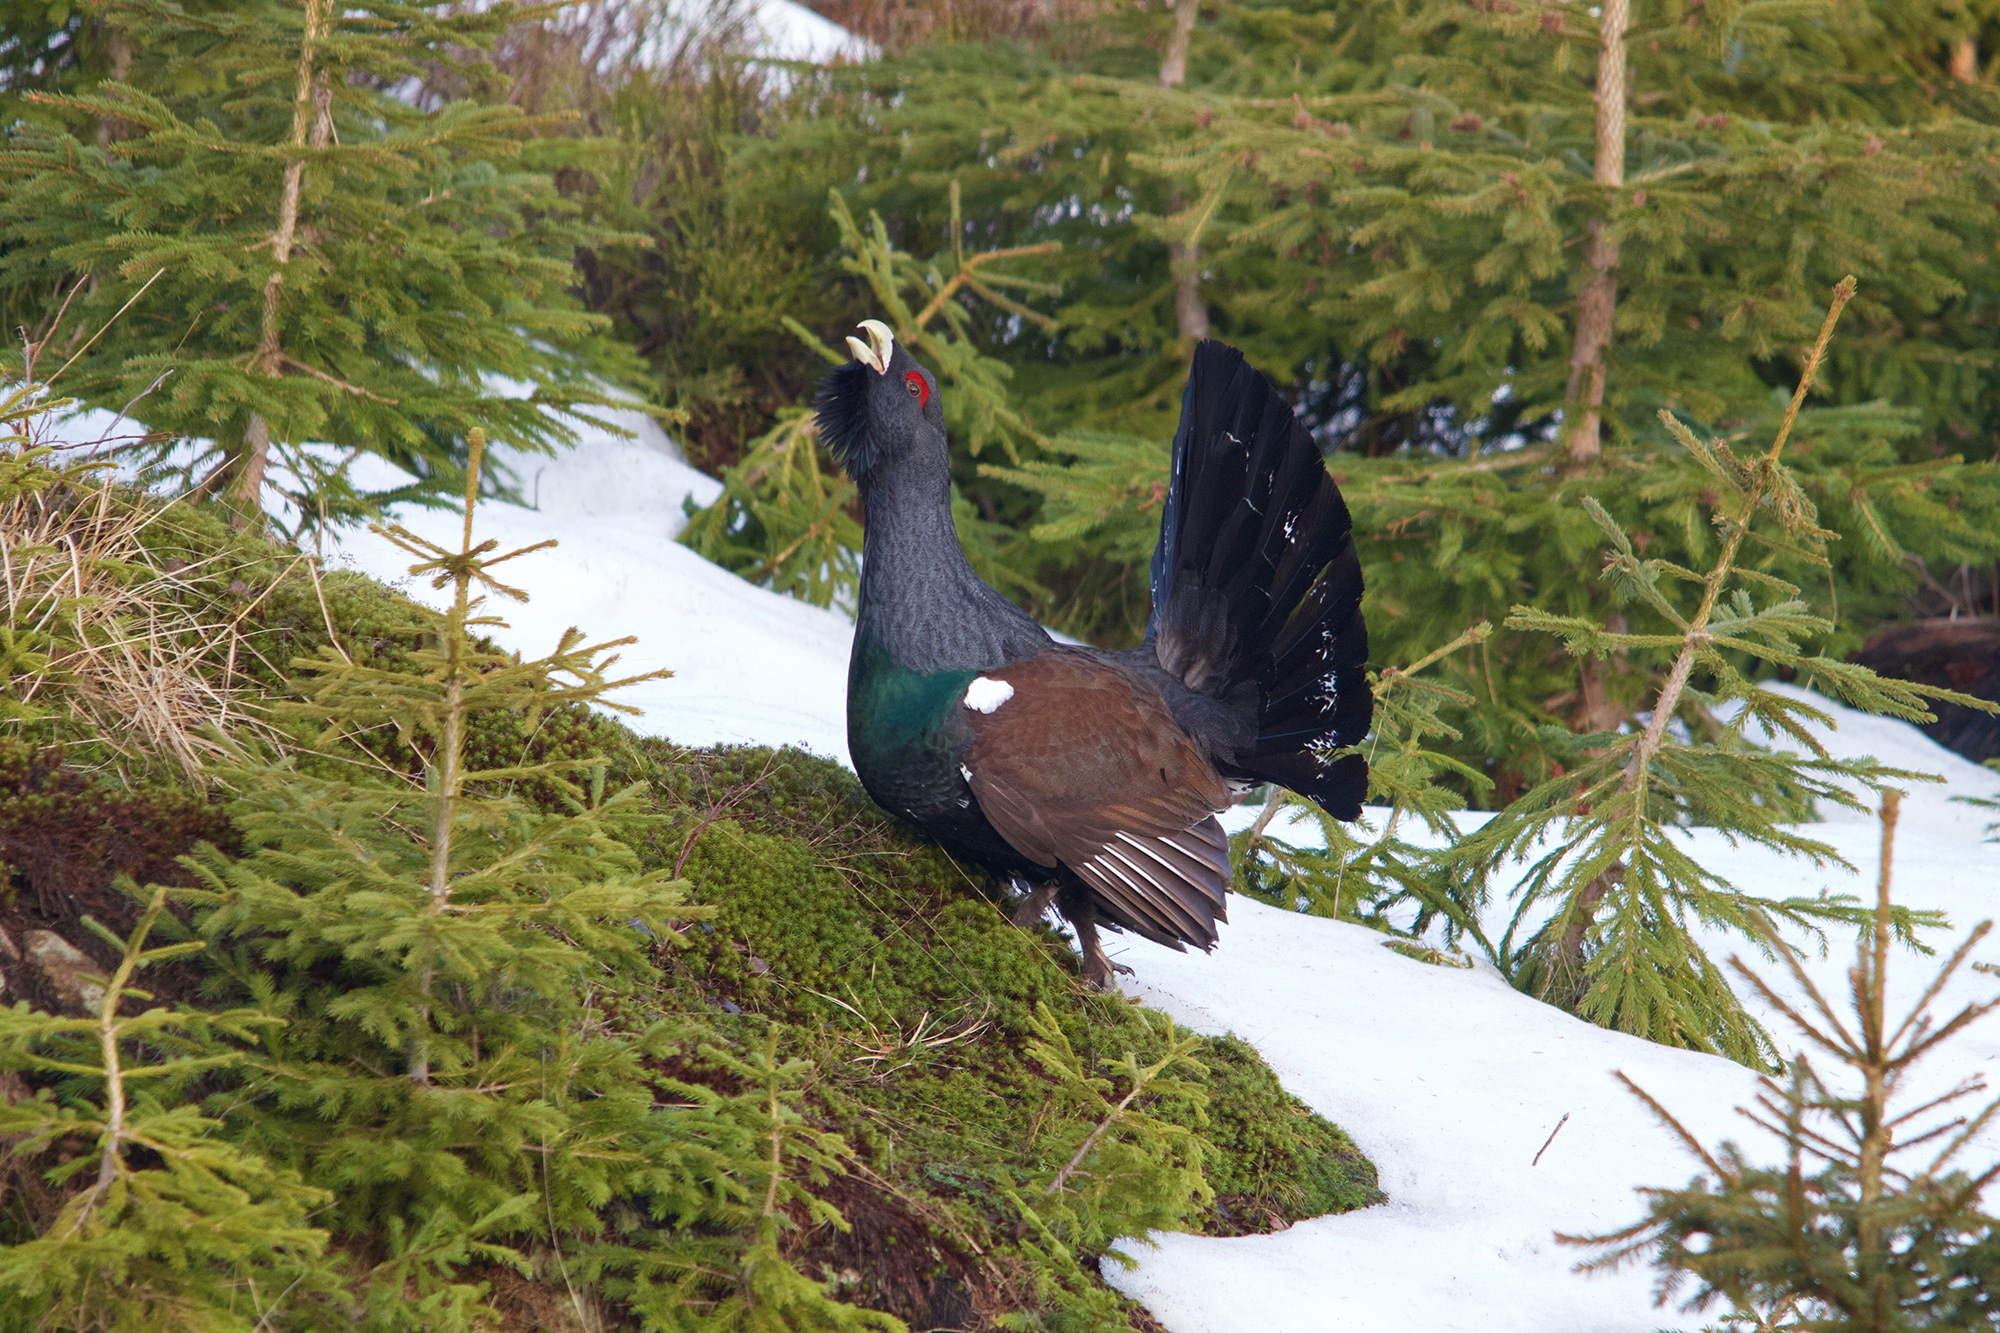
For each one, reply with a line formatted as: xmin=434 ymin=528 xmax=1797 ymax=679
xmin=961 ymin=648 xmax=1233 ymax=950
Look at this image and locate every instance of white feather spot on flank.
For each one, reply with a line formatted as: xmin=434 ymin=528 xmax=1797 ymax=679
xmin=963 ymin=676 xmax=1015 ymax=714
xmin=959 ymin=763 xmax=974 ymax=783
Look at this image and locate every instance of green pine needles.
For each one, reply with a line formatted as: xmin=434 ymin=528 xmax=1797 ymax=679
xmin=1456 ymin=281 xmax=1987 ymax=1063
xmin=1001 ymin=1002 xmax=1214 ymax=1327
xmin=0 ymin=0 xmax=641 ymax=532
xmin=0 ymin=888 xmax=328 ymax=1331
xmin=0 ymin=431 xmax=917 ymax=1330
xmin=1571 ymin=793 xmax=2000 ymax=1328
xmin=631 ymin=1028 xmax=901 ymax=1333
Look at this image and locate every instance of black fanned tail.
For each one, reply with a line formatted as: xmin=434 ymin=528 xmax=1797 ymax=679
xmin=1148 ymin=340 xmax=1371 ymax=818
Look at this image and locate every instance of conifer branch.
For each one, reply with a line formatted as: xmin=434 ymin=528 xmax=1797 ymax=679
xmin=1046 ymin=1082 xmax=1148 ymax=1198
xmin=1574 ymin=793 xmax=2000 ymax=1321
xmin=908 ymin=195 xmax=1061 ymax=332
xmin=278 ymin=355 xmax=399 ymax=403
xmin=45 ymin=268 xmax=163 ymax=386
xmin=69 ymin=901 xmax=152 ymax=1233
xmin=1621 ymin=278 xmax=1856 ymax=801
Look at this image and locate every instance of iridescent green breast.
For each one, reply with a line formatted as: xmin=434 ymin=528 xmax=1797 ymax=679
xmin=846 ymin=638 xmax=975 ymax=799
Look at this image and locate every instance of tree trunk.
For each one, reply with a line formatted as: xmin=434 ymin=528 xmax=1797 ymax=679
xmin=1563 ymin=0 xmax=1628 ymax=464
xmin=1855 ymin=793 xmax=1900 ymax=1318
xmin=1158 ymin=0 xmax=1197 ymax=90
xmin=1169 ymin=237 xmax=1210 ymax=341
xmin=233 ymin=0 xmax=331 ymax=523
xmin=95 ymin=27 xmax=132 ymax=147
xmin=1555 ymin=864 xmax=1620 ymax=971
xmin=1951 ymin=38 xmax=1978 ymax=82
xmin=1541 ymin=862 xmax=1622 ymax=1008
xmin=1160 ymin=0 xmax=1208 ymax=341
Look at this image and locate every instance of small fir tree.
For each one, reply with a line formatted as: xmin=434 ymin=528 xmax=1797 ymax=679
xmin=174 ymin=428 xmax=697 ymax=1324
xmin=0 ymin=890 xmax=332 ymax=1332
xmin=0 ymin=0 xmax=641 ymax=532
xmin=998 ymin=1002 xmax=1216 ymax=1330
xmin=1569 ymin=792 xmax=2000 ymax=1328
xmin=613 ymin=1027 xmax=904 ymax=1333
xmin=1449 ymin=281 xmax=1991 ymax=1061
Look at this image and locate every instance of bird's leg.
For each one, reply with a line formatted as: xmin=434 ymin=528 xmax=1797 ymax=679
xmin=1009 ymin=877 xmax=1056 ymax=930
xmin=1069 ymin=901 xmax=1134 ymax=991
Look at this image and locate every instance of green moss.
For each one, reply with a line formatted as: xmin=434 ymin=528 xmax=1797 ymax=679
xmin=640 ymin=742 xmax=1381 ymax=1253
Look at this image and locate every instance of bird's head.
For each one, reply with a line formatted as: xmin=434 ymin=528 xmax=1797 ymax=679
xmin=812 ymin=319 xmax=943 ymax=483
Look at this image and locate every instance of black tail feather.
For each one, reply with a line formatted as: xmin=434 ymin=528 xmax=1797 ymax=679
xmin=1149 ymin=340 xmax=1372 ymax=819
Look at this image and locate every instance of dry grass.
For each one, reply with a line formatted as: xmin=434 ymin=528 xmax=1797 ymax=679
xmin=2 ymin=379 xmax=285 ymax=783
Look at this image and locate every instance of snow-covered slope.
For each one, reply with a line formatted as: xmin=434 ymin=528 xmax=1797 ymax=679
xmin=735 ymin=0 xmax=876 ymax=63
xmin=328 ymin=421 xmax=857 ymax=763
xmin=641 ymin=0 xmax=877 ymax=71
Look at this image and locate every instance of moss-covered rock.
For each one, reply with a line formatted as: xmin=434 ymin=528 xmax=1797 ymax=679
xmin=633 ymin=741 xmax=1380 ymax=1325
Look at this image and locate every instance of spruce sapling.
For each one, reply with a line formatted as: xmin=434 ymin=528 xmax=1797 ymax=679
xmin=174 ymin=429 xmax=707 ymax=1325
xmin=612 ymin=1026 xmax=905 ymax=1333
xmin=0 ymin=889 xmax=330 ymax=1332
xmin=999 ymin=1002 xmax=1213 ymax=1325
xmin=1568 ymin=792 xmax=2000 ymax=1328
xmin=1450 ymin=279 xmax=1990 ymax=1064
xmin=0 ymin=0 xmax=640 ymax=531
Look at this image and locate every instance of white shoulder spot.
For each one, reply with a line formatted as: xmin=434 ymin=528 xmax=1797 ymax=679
xmin=963 ymin=676 xmax=1015 ymax=714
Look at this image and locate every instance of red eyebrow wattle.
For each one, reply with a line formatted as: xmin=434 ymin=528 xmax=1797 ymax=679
xmin=904 ymin=371 xmax=930 ymax=408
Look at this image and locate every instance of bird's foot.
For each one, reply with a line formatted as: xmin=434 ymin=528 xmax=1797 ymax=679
xmin=1081 ymin=952 xmax=1134 ymax=992
xmin=1009 ymin=879 xmax=1056 ymax=930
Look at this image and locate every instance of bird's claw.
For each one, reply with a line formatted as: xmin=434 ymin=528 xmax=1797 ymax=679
xmin=1081 ymin=955 xmax=1135 ymax=991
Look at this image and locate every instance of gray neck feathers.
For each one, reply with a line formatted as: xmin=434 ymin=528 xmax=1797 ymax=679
xmin=857 ymin=460 xmax=1048 ymax=674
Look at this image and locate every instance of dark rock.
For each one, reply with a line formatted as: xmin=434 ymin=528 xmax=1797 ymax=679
xmin=1852 ymin=617 xmax=2000 ymax=764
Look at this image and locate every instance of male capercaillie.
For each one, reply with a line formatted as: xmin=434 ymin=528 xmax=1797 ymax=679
xmin=817 ymin=322 xmax=1370 ymax=987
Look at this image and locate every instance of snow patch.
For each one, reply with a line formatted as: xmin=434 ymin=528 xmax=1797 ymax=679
xmin=1104 ymin=692 xmax=2000 ymax=1332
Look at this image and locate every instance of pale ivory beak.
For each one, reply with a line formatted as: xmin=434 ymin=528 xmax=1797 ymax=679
xmin=844 ymin=319 xmax=896 ymax=375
